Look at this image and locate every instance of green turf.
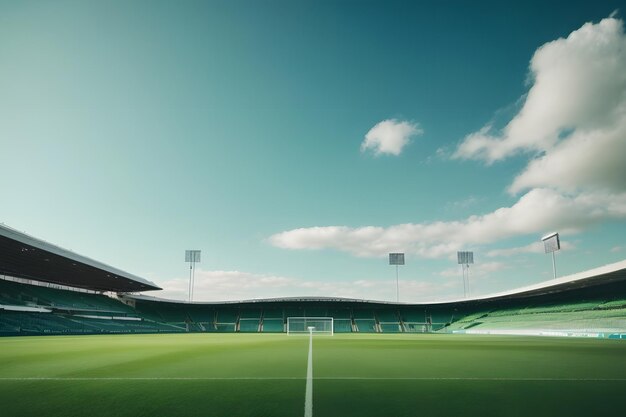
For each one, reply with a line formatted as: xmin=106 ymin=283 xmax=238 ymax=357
xmin=1 ymin=333 xmax=625 ymax=417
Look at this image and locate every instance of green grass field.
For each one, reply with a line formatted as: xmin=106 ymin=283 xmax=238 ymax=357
xmin=1 ymin=333 xmax=625 ymax=417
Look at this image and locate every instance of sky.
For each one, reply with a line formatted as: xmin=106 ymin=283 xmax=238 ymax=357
xmin=1 ymin=0 xmax=625 ymax=303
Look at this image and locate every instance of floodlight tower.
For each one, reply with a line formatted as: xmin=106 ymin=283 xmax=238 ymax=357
xmin=457 ymin=251 xmax=474 ymax=298
xmin=389 ymin=253 xmax=405 ymax=302
xmin=185 ymin=250 xmax=201 ymax=302
xmin=541 ymin=232 xmax=560 ymax=279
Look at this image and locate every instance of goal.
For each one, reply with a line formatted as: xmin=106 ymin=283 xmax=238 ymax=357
xmin=287 ymin=317 xmax=334 ymax=335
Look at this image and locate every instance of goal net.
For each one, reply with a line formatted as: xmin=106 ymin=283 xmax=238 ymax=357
xmin=287 ymin=317 xmax=334 ymax=335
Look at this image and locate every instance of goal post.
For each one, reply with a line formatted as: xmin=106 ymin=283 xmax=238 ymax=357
xmin=287 ymin=317 xmax=334 ymax=335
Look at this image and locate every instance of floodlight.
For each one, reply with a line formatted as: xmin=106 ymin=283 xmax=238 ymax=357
xmin=457 ymin=251 xmax=474 ymax=298
xmin=389 ymin=253 xmax=405 ymax=302
xmin=389 ymin=253 xmax=405 ymax=265
xmin=542 ymin=232 xmax=560 ymax=254
xmin=185 ymin=250 xmax=201 ymax=262
xmin=541 ymin=232 xmax=560 ymax=279
xmin=457 ymin=251 xmax=474 ymax=265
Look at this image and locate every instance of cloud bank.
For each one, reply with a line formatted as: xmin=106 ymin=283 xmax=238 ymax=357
xmin=361 ymin=119 xmax=423 ymax=156
xmin=269 ymin=189 xmax=626 ymax=259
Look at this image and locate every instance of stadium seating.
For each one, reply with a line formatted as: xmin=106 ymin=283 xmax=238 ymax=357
xmin=216 ymin=309 xmax=238 ymax=324
xmin=380 ymin=323 xmax=402 ymax=333
xmin=333 ymin=319 xmax=353 ymax=333
xmin=216 ymin=323 xmax=236 ymax=332
xmin=598 ymin=298 xmax=626 ymax=309
xmin=0 ymin=309 xmax=185 ymax=335
xmin=239 ymin=319 xmax=261 ymax=332
xmin=400 ymin=308 xmax=426 ymax=323
xmin=4 ymin=274 xmax=626 ymax=336
xmin=404 ymin=323 xmax=428 ymax=332
xmin=428 ymin=310 xmax=456 ymax=324
xmin=187 ymin=308 xmax=216 ymax=323
xmin=261 ymin=319 xmax=284 ymax=332
xmin=0 ymin=278 xmax=135 ymax=315
xmin=449 ymin=306 xmax=626 ymax=333
xmin=354 ymin=319 xmax=377 ymax=332
xmin=375 ymin=310 xmax=399 ymax=322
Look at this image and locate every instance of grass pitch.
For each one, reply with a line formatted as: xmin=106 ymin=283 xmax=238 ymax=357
xmin=1 ymin=333 xmax=625 ymax=417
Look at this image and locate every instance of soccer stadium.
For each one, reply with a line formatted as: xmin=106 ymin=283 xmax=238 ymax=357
xmin=2 ymin=224 xmax=626 ymax=417
xmin=3 ymin=2 xmax=626 ymax=417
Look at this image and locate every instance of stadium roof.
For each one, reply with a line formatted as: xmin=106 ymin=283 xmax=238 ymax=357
xmin=452 ymin=258 xmax=626 ymax=304
xmin=0 ymin=223 xmax=160 ymax=292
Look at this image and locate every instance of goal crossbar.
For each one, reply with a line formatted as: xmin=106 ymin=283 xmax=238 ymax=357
xmin=287 ymin=317 xmax=334 ymax=336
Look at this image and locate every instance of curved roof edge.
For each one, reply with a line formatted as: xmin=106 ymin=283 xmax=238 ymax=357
xmin=129 ymin=259 xmax=626 ymax=306
xmin=127 ymin=294 xmax=404 ymax=305
xmin=448 ymin=258 xmax=626 ymax=304
xmin=0 ymin=223 xmax=160 ymax=291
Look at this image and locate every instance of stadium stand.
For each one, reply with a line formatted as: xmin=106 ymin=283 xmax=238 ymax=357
xmin=379 ymin=323 xmax=402 ymax=333
xmin=239 ymin=320 xmax=261 ymax=332
xmin=4 ymin=270 xmax=626 ymax=336
xmin=0 ymin=278 xmax=135 ymax=314
xmin=261 ymin=319 xmax=284 ymax=332
xmin=376 ymin=309 xmax=401 ymax=333
xmin=216 ymin=308 xmax=238 ymax=323
xmin=399 ymin=308 xmax=426 ymax=323
xmin=186 ymin=306 xmax=216 ymax=324
xmin=2 ymin=222 xmax=626 ymax=337
xmin=333 ymin=319 xmax=353 ymax=333
xmin=375 ymin=309 xmax=399 ymax=322
xmin=262 ymin=307 xmax=284 ymax=319
xmin=354 ymin=319 xmax=377 ymax=332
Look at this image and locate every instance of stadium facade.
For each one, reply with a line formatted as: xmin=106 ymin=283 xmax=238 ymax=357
xmin=1 ymin=224 xmax=625 ymax=338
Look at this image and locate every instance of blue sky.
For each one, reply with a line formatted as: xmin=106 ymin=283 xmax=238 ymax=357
xmin=1 ymin=0 xmax=625 ymax=302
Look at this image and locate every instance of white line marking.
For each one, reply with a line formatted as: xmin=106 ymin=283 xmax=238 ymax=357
xmin=304 ymin=331 xmax=313 ymax=417
xmin=313 ymin=377 xmax=626 ymax=381
xmin=0 ymin=377 xmax=303 ymax=381
xmin=1 ymin=377 xmax=625 ymax=382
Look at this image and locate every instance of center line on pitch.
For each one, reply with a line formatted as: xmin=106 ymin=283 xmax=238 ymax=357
xmin=304 ymin=330 xmax=313 ymax=417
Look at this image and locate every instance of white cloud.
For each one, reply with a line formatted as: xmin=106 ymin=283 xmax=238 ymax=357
xmin=509 ymin=118 xmax=626 ymax=193
xmin=156 ymin=270 xmax=296 ymax=301
xmin=455 ymin=18 xmax=626 ymax=166
xmin=611 ymin=246 xmax=623 ymax=253
xmin=361 ymin=119 xmax=423 ymax=156
xmin=269 ymin=188 xmax=626 ymax=259
xmin=453 ymin=17 xmax=626 ymax=196
xmin=154 ymin=269 xmax=454 ymax=303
